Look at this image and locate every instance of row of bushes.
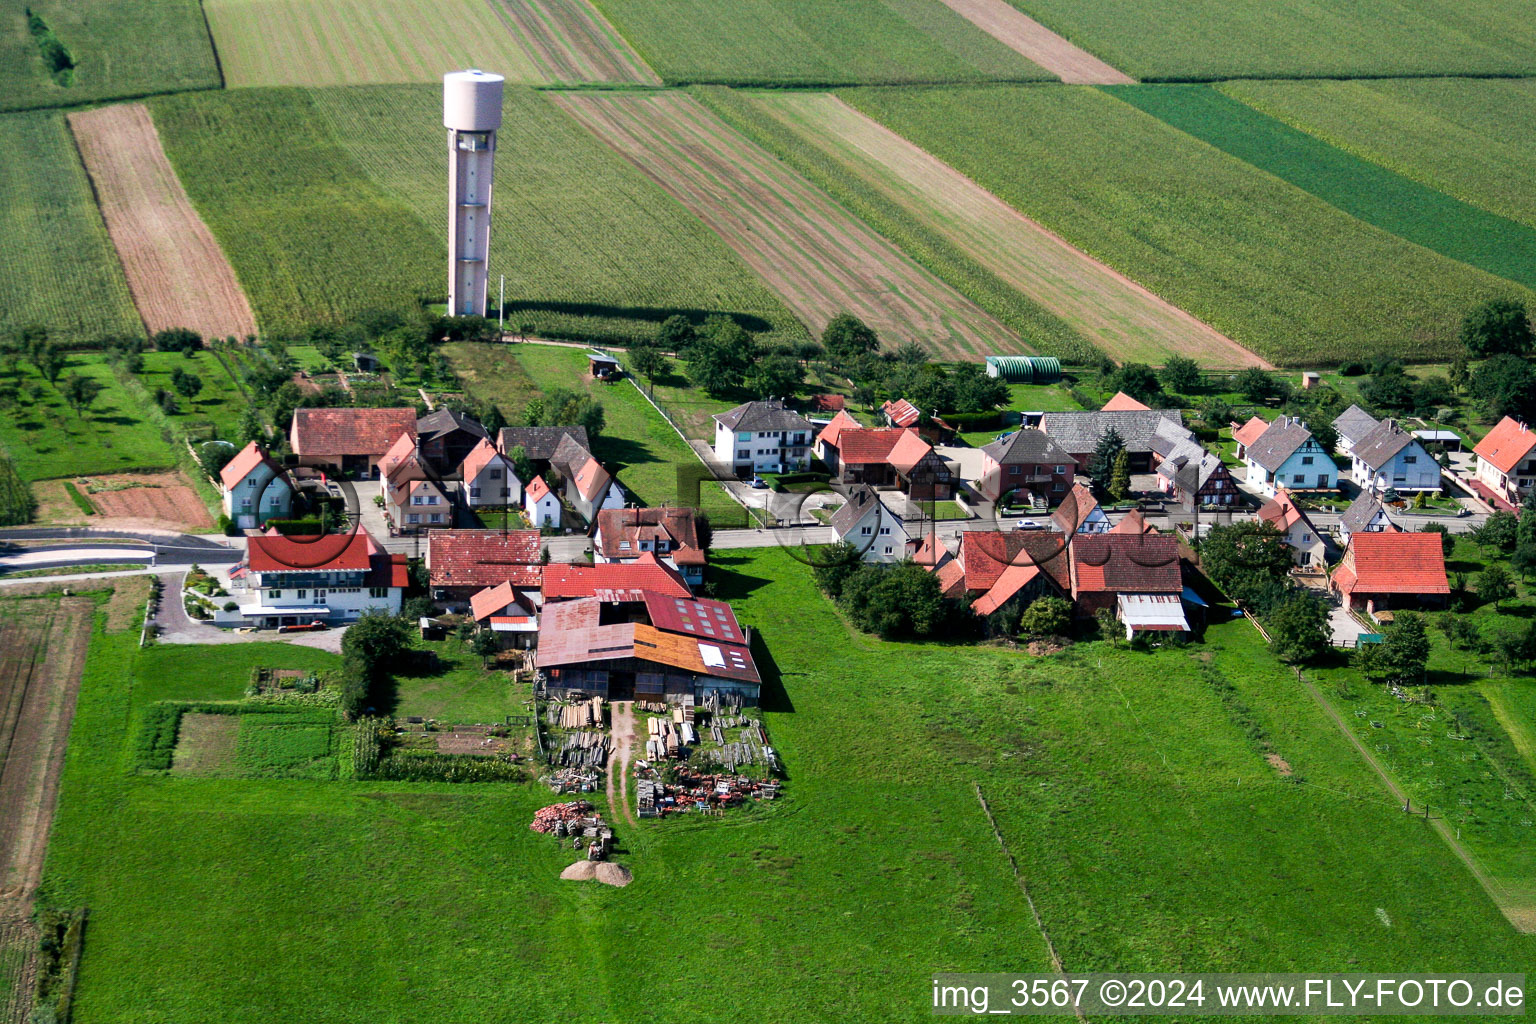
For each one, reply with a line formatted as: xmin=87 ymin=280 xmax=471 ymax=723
xmin=0 ymin=457 xmax=35 ymax=525
xmin=370 ymin=751 xmax=525 ymax=783
xmin=941 ymin=410 xmax=1002 ymax=430
xmin=32 ymin=907 xmax=87 ymax=1024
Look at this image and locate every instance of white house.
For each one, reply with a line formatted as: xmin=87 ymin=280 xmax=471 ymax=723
xmin=219 ymin=441 xmax=292 ymax=530
xmin=1237 ymin=416 xmax=1334 ymax=498
xmin=525 ymin=475 xmax=561 ymax=529
xmin=1332 ymin=405 xmax=1379 ymax=455
xmin=1473 ymin=416 xmax=1536 ymax=506
xmin=1338 ymin=491 xmax=1396 ymax=545
xmin=551 ymin=436 xmax=624 ymax=524
xmin=712 ymin=399 xmax=814 ymax=478
xmin=1050 ymin=482 xmax=1109 ymax=534
xmin=828 ymin=485 xmax=922 ymax=562
xmin=459 ymin=437 xmax=520 ymax=507
xmin=1256 ymin=488 xmax=1326 ymax=567
xmin=1348 ymin=419 xmax=1439 ymax=495
xmin=231 ymin=530 xmax=405 ymax=628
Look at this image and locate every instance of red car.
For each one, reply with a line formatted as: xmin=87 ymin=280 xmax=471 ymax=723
xmin=276 ymin=620 xmax=329 ymax=634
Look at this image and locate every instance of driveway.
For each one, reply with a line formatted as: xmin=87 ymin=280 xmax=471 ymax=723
xmin=152 ymin=570 xmax=346 ymax=651
xmin=1328 ymin=601 xmax=1367 ymax=647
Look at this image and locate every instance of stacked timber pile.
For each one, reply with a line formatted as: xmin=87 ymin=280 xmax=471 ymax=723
xmin=540 ymin=766 xmax=601 ymax=793
xmin=556 ymin=730 xmax=608 ymax=768
xmin=645 ymin=715 xmax=687 ymax=760
xmin=557 ymin=697 xmax=605 ymax=729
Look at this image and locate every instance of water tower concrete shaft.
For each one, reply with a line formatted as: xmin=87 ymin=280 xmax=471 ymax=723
xmin=444 ymin=69 xmax=505 ymax=318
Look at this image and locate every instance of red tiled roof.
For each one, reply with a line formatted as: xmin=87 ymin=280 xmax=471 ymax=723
xmin=883 ymin=398 xmax=921 ymax=427
xmin=1050 ymin=482 xmax=1099 ymax=533
xmin=1072 ymin=533 xmax=1181 ymax=594
xmin=1256 ymin=487 xmax=1307 ymax=533
xmin=460 ymin=437 xmax=510 ymax=482
xmin=815 ymin=409 xmax=862 ymax=449
xmin=290 ymin=407 xmax=417 ymax=458
xmin=1474 ymin=416 xmax=1536 ymax=475
xmin=378 ymin=431 xmax=419 ymax=481
xmin=370 ymin=552 xmax=409 ymax=590
xmin=972 ymin=563 xmax=1041 ymax=616
xmin=248 ymin=531 xmax=371 ymax=572
xmin=219 ymin=441 xmax=282 ymax=490
xmin=570 ymin=455 xmax=612 ymax=503
xmin=836 ymin=428 xmax=906 ymax=463
xmin=1231 ymin=415 xmax=1269 ymax=450
xmin=960 ymin=532 xmax=1070 ymax=594
xmin=934 ymin=559 xmax=967 ymax=598
xmin=641 ymin=591 xmax=744 ymax=644
xmin=1335 ymin=532 xmax=1449 ymax=596
xmin=886 ymin=429 xmax=934 ymax=475
xmin=1109 ymin=509 xmax=1155 ymax=534
xmin=541 ymin=552 xmax=691 ymax=601
xmin=810 ymin=394 xmax=846 ymax=412
xmin=1102 ymin=391 xmax=1150 ymax=412
xmin=427 ymin=529 xmax=541 ymax=588
xmin=526 ymin=476 xmax=553 ymax=502
xmin=595 ymin=508 xmax=706 ymax=566
xmin=470 ymin=581 xmax=522 ymax=622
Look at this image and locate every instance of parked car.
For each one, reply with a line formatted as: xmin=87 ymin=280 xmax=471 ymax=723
xmin=1013 ymin=519 xmax=1044 ymax=531
xmin=749 ymin=477 xmax=768 ymax=489
xmin=277 ymin=620 xmax=329 ymax=633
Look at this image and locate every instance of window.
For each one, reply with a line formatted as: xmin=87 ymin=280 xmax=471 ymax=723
xmin=618 ymin=541 xmax=631 ymax=550
xmin=737 ymin=450 xmax=750 ymax=461
xmin=737 ymin=431 xmax=751 ymax=442
xmin=1403 ymin=455 xmax=1417 ymax=464
xmin=470 ymin=487 xmax=481 ymax=498
xmin=412 ymin=495 xmax=423 ymax=506
xmin=247 ymin=479 xmax=256 ymax=489
xmin=369 ymin=587 xmax=387 ymax=598
xmin=407 ymin=514 xmax=419 ymax=524
xmin=1292 ymin=475 xmax=1306 ymax=485
xmin=1009 ymin=466 xmax=1020 ymax=476
xmin=429 ymin=513 xmax=442 ymax=523
xmin=270 ymin=590 xmax=282 ymax=599
xmin=268 ymin=498 xmax=280 ymax=509
xmin=1302 ymin=532 xmax=1312 ymax=542
xmin=879 ymin=527 xmax=890 ymax=535
xmin=296 ymin=590 xmax=307 ymax=599
xmin=884 ymin=546 xmax=893 ymax=555
xmin=860 ymin=526 xmax=871 ymax=535
xmin=1301 ymin=456 xmax=1313 ymax=466
xmin=1053 ymin=482 xmax=1064 ymax=492
xmin=1055 ymin=465 xmax=1066 ymax=475
xmin=489 ymin=469 xmax=501 ymax=480
xmin=240 ymin=498 xmax=251 ymax=510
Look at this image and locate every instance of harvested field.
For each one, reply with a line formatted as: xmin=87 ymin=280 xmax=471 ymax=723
xmin=556 ymin=91 xmax=1021 ymax=359
xmin=494 ymin=0 xmax=659 ymax=84
xmin=204 ymin=0 xmax=543 ymax=88
xmin=103 ymin=576 xmax=152 ymax=634
xmin=933 ymin=0 xmax=1130 ymax=83
xmin=35 ymin=472 xmax=213 ymax=532
xmin=748 ymin=93 xmax=1264 ymax=367
xmin=90 ymin=482 xmax=213 ymax=530
xmin=67 ymin=104 xmax=257 ymax=341
xmin=171 ymin=714 xmax=240 ymax=775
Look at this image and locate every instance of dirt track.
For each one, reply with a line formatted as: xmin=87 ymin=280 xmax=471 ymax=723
xmin=555 ymin=91 xmax=1024 ymax=361
xmin=935 ymin=0 xmax=1133 ymax=84
xmin=605 ymin=701 xmax=638 ymax=830
xmin=494 ymin=0 xmax=659 ymax=84
xmin=67 ymin=104 xmax=257 ymax=340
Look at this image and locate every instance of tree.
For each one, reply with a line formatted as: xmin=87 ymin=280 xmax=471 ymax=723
xmin=1198 ymin=397 xmax=1232 ymax=432
xmin=1266 ymin=590 xmax=1330 ymax=664
xmin=1437 ymin=614 xmax=1480 ymax=651
xmin=743 ymin=349 xmax=804 ymax=400
xmin=1233 ymin=367 xmax=1279 ymax=402
xmin=1477 ymin=563 xmax=1516 ymax=610
xmin=1472 ymin=510 xmax=1519 ymax=553
xmin=1108 ymin=449 xmax=1131 ymax=502
xmin=628 ymin=344 xmax=672 ymax=389
xmin=821 ymin=313 xmax=878 ymax=367
xmin=1357 ymin=613 xmax=1429 ymax=685
xmin=508 ymin=445 xmax=534 ymax=490
xmin=1199 ymin=521 xmax=1293 ymax=606
xmin=694 ymin=512 xmax=713 ymax=552
xmin=1159 ymin=356 xmax=1201 ymax=394
xmin=685 ymin=316 xmax=759 ymax=397
xmin=812 ymin=541 xmax=862 ymax=600
xmin=949 ymin=362 xmax=1008 ymax=413
xmin=1521 ymin=489 xmax=1536 ymax=549
xmin=1460 ymin=297 xmax=1534 ymax=358
xmin=1017 ymin=596 xmax=1072 ymax=639
xmin=170 ymin=366 xmax=203 ymax=401
xmin=1111 ymin=362 xmax=1161 ymax=403
xmin=339 ymin=611 xmax=413 ymax=719
xmin=1449 ymin=353 xmax=1470 ymax=393
xmin=892 ymin=340 xmax=927 ymax=365
xmin=1308 ymin=420 xmax=1339 ymax=456
xmin=59 ymin=373 xmax=102 ymax=418
xmin=151 ymin=327 xmax=202 ymax=354
xmin=1470 ymin=353 xmax=1536 ymax=422
xmin=1420 ymin=522 xmax=1455 ymax=560
xmin=1512 ymin=542 xmax=1536 ymax=582
xmin=471 ymin=629 xmax=500 ymax=660
xmin=656 ymin=314 xmax=696 ymax=353
xmin=1361 ymin=364 xmax=1415 ymax=410
xmin=1095 ymin=606 xmax=1121 ymax=647
xmin=31 ymin=341 xmax=65 ymax=385
xmin=524 ymin=386 xmax=605 ymax=439
xmin=1087 ymin=427 xmax=1124 ymax=494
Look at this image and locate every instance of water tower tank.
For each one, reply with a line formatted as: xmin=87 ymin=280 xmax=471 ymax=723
xmin=444 ymin=70 xmax=505 ymax=318
xmin=443 ymin=69 xmax=504 ymax=132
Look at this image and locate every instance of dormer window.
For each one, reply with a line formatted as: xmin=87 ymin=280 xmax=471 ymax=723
xmin=618 ymin=541 xmax=630 ymax=550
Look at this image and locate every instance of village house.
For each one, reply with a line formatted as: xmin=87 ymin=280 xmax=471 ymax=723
xmin=712 ymin=399 xmax=814 ymax=478
xmin=1337 ymin=491 xmax=1397 ymax=545
xmin=1348 ymin=419 xmax=1440 ymax=495
xmin=1235 ymin=415 xmax=1334 ymax=497
xmin=550 ymin=434 xmax=624 ymax=524
xmin=939 ymin=531 xmax=1071 ymax=618
xmin=823 ymin=428 xmax=953 ymax=499
xmin=414 ymin=408 xmax=489 ymax=475
xmin=230 ymin=530 xmax=405 ymax=628
xmin=289 ymin=407 xmax=418 ymax=478
xmin=426 ymin=529 xmax=542 ymax=608
xmin=1069 ymin=532 xmax=1191 ymax=638
xmin=525 ymin=476 xmax=561 ymax=529
xmin=1038 ymin=409 xmax=1189 ymax=474
xmin=469 ymin=580 xmax=539 ymax=649
xmin=1256 ymin=488 xmax=1326 ymax=567
xmin=219 ymin=441 xmax=293 ymax=529
xmin=378 ymin=432 xmax=454 ymax=533
xmin=1050 ymin=481 xmax=1109 ymax=534
xmin=1332 ymin=405 xmax=1379 ymax=455
xmin=593 ymin=507 xmax=707 ymax=585
xmin=1331 ymin=531 xmax=1449 ymax=614
xmin=973 ymin=427 xmax=1075 ymax=505
xmin=1473 ymin=416 xmax=1536 ymax=507
xmin=812 ymin=409 xmax=861 ymax=466
xmin=829 ymin=486 xmax=926 ymax=562
xmin=496 ymin=425 xmax=591 ymax=479
xmin=1154 ymin=440 xmax=1239 ymax=511
xmin=536 ymin=591 xmax=760 ymax=704
xmin=459 ymin=437 xmax=521 ymax=508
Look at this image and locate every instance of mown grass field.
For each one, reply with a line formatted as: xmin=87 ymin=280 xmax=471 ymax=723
xmin=844 ymin=85 xmax=1523 ymax=367
xmin=0 ymin=110 xmax=141 ymax=343
xmin=588 ymin=0 xmax=1052 ymax=86
xmin=1006 ymin=0 xmax=1536 ymax=81
xmin=1223 ymin=78 xmax=1536 ymax=233
xmin=135 ymin=350 xmax=250 ymax=441
xmin=0 ymin=353 xmax=178 ymax=481
xmin=0 ymin=0 xmax=219 ymax=112
xmin=149 ymin=89 xmax=444 ymax=339
xmin=204 ymin=0 xmax=543 ymax=88
xmin=41 ymin=553 xmax=1535 ymax=1022
xmin=311 ymin=85 xmax=807 ymax=348
xmin=1112 ymin=85 xmax=1536 ymax=296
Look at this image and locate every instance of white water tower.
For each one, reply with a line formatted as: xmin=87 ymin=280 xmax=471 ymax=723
xmin=444 ymin=69 xmax=505 ymax=317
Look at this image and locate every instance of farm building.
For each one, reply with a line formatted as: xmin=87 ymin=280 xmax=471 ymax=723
xmin=882 ymin=398 xmax=920 ymax=428
xmin=289 ymin=407 xmax=418 ymax=477
xmin=459 ymin=438 xmax=521 ymax=508
xmin=973 ymin=427 xmax=1075 ymax=505
xmin=219 ymin=441 xmax=293 ymax=530
xmin=588 ymin=352 xmax=621 ymax=378
xmin=1069 ymin=532 xmax=1182 ymax=615
xmin=1348 ymin=419 xmax=1439 ymax=495
xmin=536 ymin=592 xmax=760 ymax=703
xmin=812 ymin=409 xmax=861 ymax=464
xmin=1331 ymin=405 xmax=1379 ymax=455
xmin=1235 ymin=415 xmax=1334 ymax=497
xmin=984 ymin=355 xmax=1061 ymax=383
xmin=822 ymin=428 xmax=952 ymax=500
xmin=1473 ymin=416 xmax=1536 ymax=506
xmin=542 ymin=554 xmax=692 ymax=603
xmin=496 ymin=426 xmax=591 ymax=478
xmin=1101 ymin=391 xmax=1149 ymax=412
xmin=1337 ymin=492 xmax=1397 ymax=545
xmin=712 ymin=399 xmax=814 ymax=477
xmin=1050 ymin=482 xmax=1109 ymax=534
xmin=1039 ymin=409 xmax=1189 ymax=474
xmin=427 ymin=529 xmax=542 ymax=607
xmin=469 ymin=580 xmax=539 ymax=649
xmin=1331 ymin=532 xmax=1449 ymax=614
xmin=593 ymin=507 xmax=707 ymax=585
xmin=937 ymin=531 xmax=1071 ymax=615
xmin=415 ymin=408 xmax=489 ymax=474
xmin=1155 ymin=444 xmax=1238 ymax=511
xmin=229 ymin=530 xmax=405 ymax=628
xmin=1256 ymin=488 xmax=1326 ymax=567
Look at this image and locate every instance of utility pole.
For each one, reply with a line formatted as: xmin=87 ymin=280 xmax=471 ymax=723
xmin=499 ymin=275 xmax=505 ymax=333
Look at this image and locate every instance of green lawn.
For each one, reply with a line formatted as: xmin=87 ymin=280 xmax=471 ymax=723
xmin=40 ymin=552 xmax=1535 ymax=1022
xmin=0 ymin=353 xmax=181 ymax=480
xmin=844 ymin=85 xmax=1522 ymax=366
xmin=134 ymin=349 xmax=250 ymax=441
xmin=393 ymin=637 xmax=522 ymax=723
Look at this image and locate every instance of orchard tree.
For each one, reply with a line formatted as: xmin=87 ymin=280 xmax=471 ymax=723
xmin=743 ymin=349 xmax=804 ymax=400
xmin=1460 ymin=297 xmax=1533 ymax=358
xmin=656 ymin=314 xmax=696 ymax=353
xmin=821 ymin=313 xmax=878 ymax=367
xmin=628 ymin=344 xmax=672 ymax=390
xmin=1472 ymin=510 xmax=1519 ymax=554
xmin=59 ymin=373 xmax=103 ymax=418
xmin=171 ymin=366 xmax=203 ymax=401
xmin=1111 ymin=362 xmax=1161 ymax=404
xmin=1159 ymin=356 xmax=1201 ymax=394
xmin=1265 ymin=590 xmax=1330 ymax=664
xmin=1017 ymin=596 xmax=1072 ymax=639
xmin=1200 ymin=521 xmax=1293 ymax=605
xmin=1088 ymin=427 xmax=1125 ymax=494
xmin=1357 ymin=613 xmax=1429 ymax=685
xmin=1477 ymin=564 xmax=1516 ymax=611
xmin=1470 ymin=354 xmax=1536 ymax=422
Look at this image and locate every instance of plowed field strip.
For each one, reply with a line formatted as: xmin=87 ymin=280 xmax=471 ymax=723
xmin=751 ymin=93 xmax=1266 ymax=367
xmin=494 ymin=0 xmax=659 ymax=84
xmin=68 ymin=104 xmax=258 ymax=340
xmin=933 ymin=0 xmax=1131 ymax=83
xmin=555 ymin=92 xmax=1021 ymax=359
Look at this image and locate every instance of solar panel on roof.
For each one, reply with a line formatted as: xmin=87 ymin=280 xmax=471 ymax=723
xmin=699 ymin=644 xmax=725 ymax=668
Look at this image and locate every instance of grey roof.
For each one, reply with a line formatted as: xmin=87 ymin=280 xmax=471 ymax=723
xmin=1157 ymin=446 xmax=1225 ymax=493
xmin=496 ymin=426 xmax=590 ymax=461
xmin=1246 ymin=416 xmax=1317 ymax=473
xmin=1332 ymin=404 xmax=1379 ymax=444
xmin=549 ymin=433 xmax=595 ymax=476
xmin=979 ymin=427 xmax=1074 ymax=465
xmin=1340 ymin=491 xmax=1390 ymax=534
xmin=417 ymin=407 xmax=489 ymax=443
xmin=714 ymin=399 xmax=814 ymax=433
xmin=1350 ymin=419 xmax=1417 ymax=471
xmin=1148 ymin=416 xmax=1201 ymax=459
xmin=830 ymin=485 xmax=880 ymax=539
xmin=1038 ymin=409 xmax=1184 ymax=455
